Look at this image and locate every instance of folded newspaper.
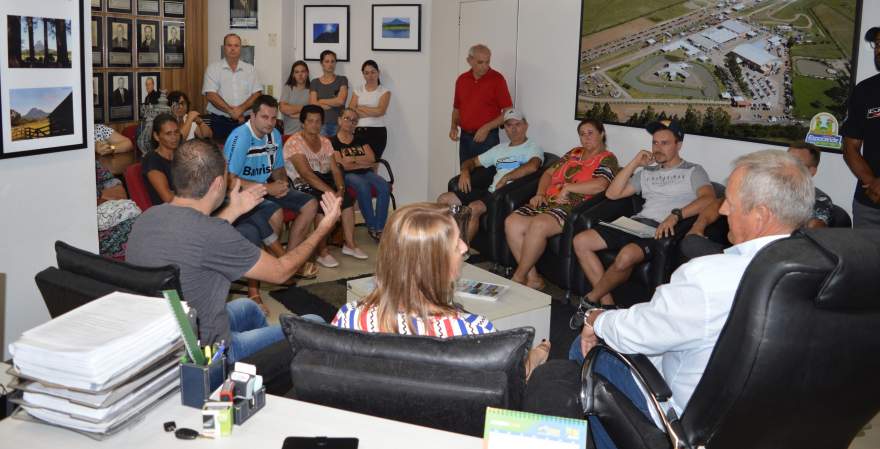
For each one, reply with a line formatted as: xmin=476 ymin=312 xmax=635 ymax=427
xmin=599 ymin=216 xmax=657 ymax=238
xmin=456 ymin=279 xmax=509 ymax=302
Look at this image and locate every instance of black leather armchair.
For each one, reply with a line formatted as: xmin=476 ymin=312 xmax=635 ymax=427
xmin=447 ymin=153 xmax=559 ymax=267
xmin=580 ymin=229 xmax=880 ymax=449
xmin=280 ymin=314 xmax=534 ymax=437
xmin=35 ymin=241 xmax=182 ymax=317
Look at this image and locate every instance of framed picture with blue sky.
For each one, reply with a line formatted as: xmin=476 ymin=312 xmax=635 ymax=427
xmin=303 ymin=5 xmax=349 ymax=61
xmin=371 ymin=4 xmax=421 ymax=52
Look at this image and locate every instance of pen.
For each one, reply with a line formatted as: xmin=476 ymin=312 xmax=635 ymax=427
xmin=211 ymin=341 xmax=225 ymax=364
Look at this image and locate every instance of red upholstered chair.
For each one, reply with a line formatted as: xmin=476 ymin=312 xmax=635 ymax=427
xmin=124 ymin=162 xmax=153 ymax=212
xmin=121 ymin=124 xmax=138 ymax=149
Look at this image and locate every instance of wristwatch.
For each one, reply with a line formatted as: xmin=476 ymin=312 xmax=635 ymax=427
xmin=671 ymin=208 xmax=683 ymax=221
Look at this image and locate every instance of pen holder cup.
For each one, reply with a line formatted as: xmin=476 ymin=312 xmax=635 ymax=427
xmin=180 ymin=357 xmax=226 ymax=408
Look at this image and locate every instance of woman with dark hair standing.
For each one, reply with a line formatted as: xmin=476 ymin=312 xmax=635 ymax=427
xmin=309 ymin=50 xmax=348 ymax=137
xmin=349 ymin=59 xmax=391 ymax=159
xmin=167 ymin=91 xmax=212 ymax=141
xmin=280 ymin=60 xmax=311 ymax=140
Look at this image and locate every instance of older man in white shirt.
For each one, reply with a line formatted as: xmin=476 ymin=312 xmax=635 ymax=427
xmin=568 ymin=149 xmax=816 ymax=449
xmin=202 ymin=33 xmax=262 ymax=141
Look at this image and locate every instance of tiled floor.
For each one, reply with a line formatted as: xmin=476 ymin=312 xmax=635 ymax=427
xmin=244 ymin=225 xmax=880 ymax=448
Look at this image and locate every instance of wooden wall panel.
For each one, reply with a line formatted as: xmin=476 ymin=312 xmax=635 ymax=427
xmin=96 ymin=0 xmax=207 ymax=132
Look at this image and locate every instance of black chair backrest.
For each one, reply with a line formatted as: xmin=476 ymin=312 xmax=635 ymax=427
xmin=35 ymin=241 xmax=182 ymax=317
xmin=280 ymin=314 xmax=534 ymax=437
xmin=681 ymin=229 xmax=880 ymax=449
xmin=829 ymin=204 xmax=851 ymax=228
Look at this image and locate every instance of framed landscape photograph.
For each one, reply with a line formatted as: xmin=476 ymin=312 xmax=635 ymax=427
xmin=303 ymin=5 xmax=349 ymax=61
xmin=574 ymin=0 xmax=864 ymax=149
xmin=1 ymin=0 xmax=87 ymax=159
xmin=372 ymin=4 xmax=421 ymax=52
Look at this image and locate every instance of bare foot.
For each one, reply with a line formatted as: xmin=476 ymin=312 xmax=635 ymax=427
xmin=526 ymin=273 xmax=546 ymax=291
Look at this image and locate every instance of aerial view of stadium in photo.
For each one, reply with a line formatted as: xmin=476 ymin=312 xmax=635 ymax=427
xmin=576 ymin=0 xmax=859 ymax=144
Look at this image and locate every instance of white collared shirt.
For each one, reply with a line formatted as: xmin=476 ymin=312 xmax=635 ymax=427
xmin=202 ymin=58 xmax=261 ymax=117
xmin=593 ymin=234 xmax=788 ymax=415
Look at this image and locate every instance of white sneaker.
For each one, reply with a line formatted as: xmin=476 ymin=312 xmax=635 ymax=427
xmin=316 ymin=253 xmax=339 ymax=268
xmin=342 ymin=245 xmax=368 ymax=260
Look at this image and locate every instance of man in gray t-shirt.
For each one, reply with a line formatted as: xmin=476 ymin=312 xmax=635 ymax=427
xmin=127 ymin=139 xmax=341 ymax=363
xmin=572 ymin=120 xmax=715 ymax=307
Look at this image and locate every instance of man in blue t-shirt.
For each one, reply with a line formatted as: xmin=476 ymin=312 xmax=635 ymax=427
xmin=438 ymin=108 xmax=544 ymax=243
xmin=224 ymin=95 xmax=318 ymax=269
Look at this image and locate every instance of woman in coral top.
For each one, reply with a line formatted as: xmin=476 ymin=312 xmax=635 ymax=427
xmin=505 ymin=119 xmax=619 ymax=290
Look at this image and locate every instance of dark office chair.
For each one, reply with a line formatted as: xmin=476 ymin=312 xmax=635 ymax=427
xmin=35 ymin=241 xmax=181 ymax=317
xmin=580 ymin=229 xmax=880 ymax=449
xmin=447 ymin=153 xmax=559 ymax=267
xmin=280 ymin=314 xmax=534 ymax=437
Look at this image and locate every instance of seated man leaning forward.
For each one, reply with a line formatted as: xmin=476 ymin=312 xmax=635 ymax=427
xmin=572 ymin=119 xmax=715 ymax=307
xmin=225 ymin=94 xmax=319 ymax=278
xmin=127 ymin=139 xmax=342 ymax=363
xmin=437 ymin=108 xmax=543 ymax=245
xmin=680 ymin=141 xmax=836 ymax=260
xmin=569 ymin=149 xmax=815 ymax=449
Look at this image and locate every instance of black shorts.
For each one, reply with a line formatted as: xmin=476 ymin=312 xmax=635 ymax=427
xmin=593 ymin=218 xmax=661 ymax=260
xmin=292 ymin=171 xmax=355 ymax=209
xmin=453 ymin=188 xmax=492 ymax=207
xmin=450 ymin=165 xmax=495 ymax=206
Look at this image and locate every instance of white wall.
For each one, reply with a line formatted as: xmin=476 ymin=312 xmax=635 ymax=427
xmin=1 ymin=5 xmax=97 ymax=359
xmin=208 ymin=0 xmax=434 ymax=206
xmin=429 ymin=0 xmax=880 ymax=214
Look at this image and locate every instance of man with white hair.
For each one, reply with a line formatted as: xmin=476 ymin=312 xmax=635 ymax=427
xmin=561 ymin=149 xmax=815 ymax=449
xmin=449 ymin=44 xmax=512 ymax=163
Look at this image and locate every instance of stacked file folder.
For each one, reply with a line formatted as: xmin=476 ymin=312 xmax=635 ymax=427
xmin=7 ymin=292 xmax=185 ymax=437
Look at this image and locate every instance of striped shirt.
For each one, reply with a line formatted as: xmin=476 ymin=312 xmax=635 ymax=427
xmin=332 ymin=303 xmax=495 ymax=337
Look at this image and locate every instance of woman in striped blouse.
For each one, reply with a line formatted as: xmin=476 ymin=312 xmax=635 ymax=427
xmin=332 ymin=202 xmax=491 ymax=336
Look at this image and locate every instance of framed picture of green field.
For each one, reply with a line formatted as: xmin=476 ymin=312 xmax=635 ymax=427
xmin=575 ymin=0 xmax=865 ymax=148
xmin=1 ymin=1 xmax=88 ymax=159
xmin=372 ymin=4 xmax=421 ymax=52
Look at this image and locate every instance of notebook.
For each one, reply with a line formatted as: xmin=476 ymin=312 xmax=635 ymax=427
xmin=483 ymin=407 xmax=588 ymax=449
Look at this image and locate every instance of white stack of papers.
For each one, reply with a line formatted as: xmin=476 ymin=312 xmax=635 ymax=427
xmin=7 ymin=292 xmax=184 ymax=436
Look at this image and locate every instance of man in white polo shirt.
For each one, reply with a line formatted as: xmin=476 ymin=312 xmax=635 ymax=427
xmin=202 ymin=33 xmax=262 ymax=141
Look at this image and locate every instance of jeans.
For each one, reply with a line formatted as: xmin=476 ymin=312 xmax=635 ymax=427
xmin=265 ymin=188 xmax=315 ymax=212
xmin=321 ymin=122 xmax=338 ymax=137
xmin=569 ymin=340 xmax=653 ymax=449
xmin=458 ymin=128 xmax=500 ymax=163
xmin=344 ymin=171 xmax=390 ymax=231
xmin=234 ymin=201 xmax=279 ymax=247
xmin=226 ymin=298 xmax=325 ymax=363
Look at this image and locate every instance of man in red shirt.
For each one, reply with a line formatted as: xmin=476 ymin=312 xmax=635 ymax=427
xmin=450 ymin=44 xmax=513 ymax=163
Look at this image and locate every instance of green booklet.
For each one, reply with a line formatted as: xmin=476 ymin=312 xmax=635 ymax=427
xmin=483 ymin=407 xmax=588 ymax=449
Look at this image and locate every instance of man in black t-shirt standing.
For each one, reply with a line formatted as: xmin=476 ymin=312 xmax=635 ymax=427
xmin=842 ymin=26 xmax=880 ymax=228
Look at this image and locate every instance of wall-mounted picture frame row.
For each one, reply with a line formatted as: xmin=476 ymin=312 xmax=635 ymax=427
xmin=92 ymin=17 xmax=184 ymax=68
xmin=93 ymin=71 xmax=161 ymax=124
xmin=92 ymin=0 xmax=185 ymax=18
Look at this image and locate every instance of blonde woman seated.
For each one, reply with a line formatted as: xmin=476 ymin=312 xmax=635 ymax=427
xmin=505 ymin=119 xmax=618 ymax=290
xmin=332 ymin=203 xmax=550 ymax=376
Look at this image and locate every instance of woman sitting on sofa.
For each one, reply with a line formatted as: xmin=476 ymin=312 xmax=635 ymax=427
xmin=504 ymin=118 xmax=618 ymax=290
xmin=332 ymin=202 xmax=550 ymax=377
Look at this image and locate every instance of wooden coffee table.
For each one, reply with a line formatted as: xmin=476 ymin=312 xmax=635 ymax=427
xmin=347 ymin=263 xmax=551 ymax=347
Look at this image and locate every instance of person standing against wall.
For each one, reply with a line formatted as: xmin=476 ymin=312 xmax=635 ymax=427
xmin=309 ymin=50 xmax=348 ymax=137
xmin=349 ymin=60 xmax=391 ymax=159
xmin=841 ymin=26 xmax=880 ymax=228
xmin=449 ymin=44 xmax=512 ymax=164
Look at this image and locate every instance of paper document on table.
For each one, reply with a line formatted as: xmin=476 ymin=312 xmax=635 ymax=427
xmin=8 ymin=292 xmax=182 ymax=390
xmin=599 ymin=216 xmax=657 ymax=238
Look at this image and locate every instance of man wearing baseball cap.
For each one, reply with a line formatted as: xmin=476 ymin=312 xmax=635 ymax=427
xmin=571 ymin=119 xmax=715 ymax=307
xmin=438 ymin=108 xmax=543 ymax=244
xmin=841 ymin=25 xmax=880 ymax=228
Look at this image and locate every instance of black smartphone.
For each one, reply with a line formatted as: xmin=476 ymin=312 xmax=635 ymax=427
xmin=282 ymin=437 xmax=359 ymax=449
